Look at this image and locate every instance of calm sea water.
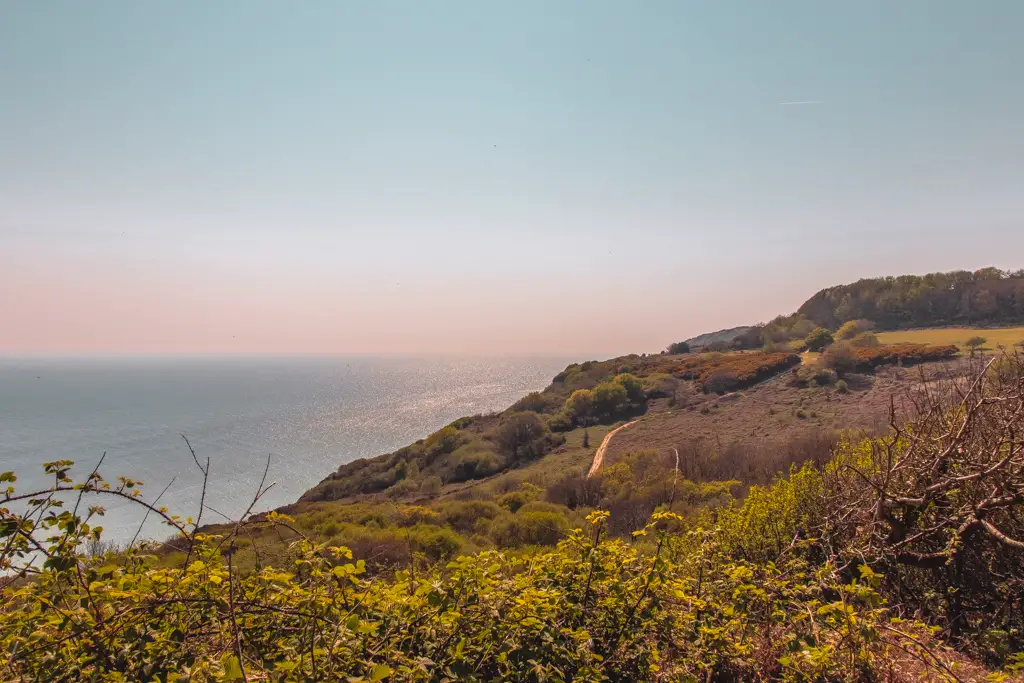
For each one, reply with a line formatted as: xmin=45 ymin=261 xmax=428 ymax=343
xmin=0 ymin=356 xmax=573 ymax=543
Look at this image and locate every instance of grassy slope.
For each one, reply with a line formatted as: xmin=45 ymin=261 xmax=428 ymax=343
xmin=603 ymin=361 xmax=958 ymax=471
xmin=877 ymin=326 xmax=1024 ymax=350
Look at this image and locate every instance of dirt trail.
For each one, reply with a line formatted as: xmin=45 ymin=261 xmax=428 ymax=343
xmin=586 ymin=420 xmax=638 ymax=478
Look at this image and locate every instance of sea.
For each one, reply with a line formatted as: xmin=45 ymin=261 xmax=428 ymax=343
xmin=0 ymin=355 xmax=575 ymax=544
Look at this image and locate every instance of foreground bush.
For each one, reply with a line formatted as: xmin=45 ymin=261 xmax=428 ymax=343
xmin=0 ymin=497 xmax=964 ymax=682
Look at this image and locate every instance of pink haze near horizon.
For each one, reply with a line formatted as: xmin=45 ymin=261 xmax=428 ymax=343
xmin=3 ymin=3 xmax=1024 ymax=356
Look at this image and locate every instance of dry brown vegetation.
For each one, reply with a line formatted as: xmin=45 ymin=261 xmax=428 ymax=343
xmin=851 ymin=342 xmax=960 ymax=369
xmin=604 ymin=361 xmax=964 ymax=472
xmin=676 ymin=351 xmax=801 ymax=393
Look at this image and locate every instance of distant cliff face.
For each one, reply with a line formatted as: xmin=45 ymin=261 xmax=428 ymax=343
xmin=797 ymin=267 xmax=1024 ymax=330
xmin=684 ymin=326 xmax=752 ymax=349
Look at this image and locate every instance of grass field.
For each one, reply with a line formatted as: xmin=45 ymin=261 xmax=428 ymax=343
xmin=876 ymin=327 xmax=1024 ymax=351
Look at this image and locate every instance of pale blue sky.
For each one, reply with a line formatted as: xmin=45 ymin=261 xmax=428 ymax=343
xmin=2 ymin=2 xmax=1023 ymax=354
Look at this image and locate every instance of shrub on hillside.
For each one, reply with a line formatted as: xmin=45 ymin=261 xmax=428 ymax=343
xmin=811 ymin=366 xmax=838 ymax=385
xmin=545 ymin=410 xmax=574 ymax=432
xmin=821 ymin=342 xmax=858 ymax=377
xmin=448 ymin=416 xmax=473 ymax=429
xmin=545 ymin=471 xmax=604 ymax=509
xmin=640 ymin=372 xmax=677 ymax=398
xmin=438 ymin=500 xmax=504 ymax=533
xmin=835 ymin=320 xmax=859 ymax=340
xmin=850 ymin=332 xmax=881 ymax=347
xmin=804 ymin=327 xmax=835 ymax=352
xmin=497 ymin=488 xmax=538 ymax=513
xmin=386 ymin=477 xmax=420 ymax=499
xmin=511 ymin=390 xmax=559 ymax=414
xmin=445 ymin=447 xmax=504 ymax=482
xmin=612 ymin=372 xmax=645 ymax=404
xmin=492 ymin=411 xmax=552 ymax=462
xmin=424 ymin=425 xmax=461 ymax=457
xmin=666 ymin=341 xmax=690 ymax=354
xmin=836 ymin=319 xmax=874 ymax=340
xmin=564 ymin=388 xmax=595 ymax=425
xmin=490 ymin=509 xmax=570 ymax=547
xmin=592 ymin=381 xmax=628 ymax=420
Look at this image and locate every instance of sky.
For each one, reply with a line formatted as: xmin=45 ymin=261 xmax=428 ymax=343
xmin=2 ymin=2 xmax=1023 ymax=356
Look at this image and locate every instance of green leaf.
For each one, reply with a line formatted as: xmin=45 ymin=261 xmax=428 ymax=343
xmin=223 ymin=654 xmax=243 ymax=681
xmin=369 ymin=664 xmax=391 ymax=681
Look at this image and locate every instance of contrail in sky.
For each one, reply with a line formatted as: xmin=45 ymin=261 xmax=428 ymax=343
xmin=779 ymin=100 xmax=824 ymax=105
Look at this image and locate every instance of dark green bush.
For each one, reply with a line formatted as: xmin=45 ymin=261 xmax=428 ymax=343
xmin=805 ymin=327 xmax=834 ymax=352
xmin=438 ymin=500 xmax=504 ymax=533
xmin=511 ymin=391 xmax=559 ymax=414
xmin=492 ymin=411 xmax=551 ymax=461
xmin=546 ymin=410 xmax=574 ymax=432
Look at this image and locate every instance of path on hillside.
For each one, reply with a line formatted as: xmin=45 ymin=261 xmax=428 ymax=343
xmin=586 ymin=420 xmax=639 ymax=478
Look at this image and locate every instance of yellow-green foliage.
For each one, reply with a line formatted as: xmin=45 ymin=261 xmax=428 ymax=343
xmin=718 ymin=463 xmax=825 ymax=562
xmin=1 ymin=506 xmax=924 ymax=682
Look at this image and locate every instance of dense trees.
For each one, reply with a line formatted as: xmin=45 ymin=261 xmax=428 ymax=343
xmin=559 ymin=374 xmax=647 ymax=428
xmin=666 ymin=341 xmax=690 ymax=354
xmin=683 ymin=268 xmax=1022 ymax=356
xmin=797 ymin=267 xmax=1024 ymax=329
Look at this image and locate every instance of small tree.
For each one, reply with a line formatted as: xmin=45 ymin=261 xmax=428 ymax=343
xmin=613 ymin=373 xmax=646 ymax=404
xmin=850 ymin=332 xmax=880 ymax=348
xmin=565 ymin=389 xmax=595 ymax=425
xmin=592 ymin=382 xmax=628 ymax=421
xmin=836 ymin=319 xmax=874 ymax=340
xmin=805 ymin=327 xmax=835 ymax=352
xmin=965 ymin=336 xmax=987 ymax=357
xmin=835 ymin=321 xmax=859 ymax=341
xmin=667 ymin=341 xmax=690 ymax=355
xmin=494 ymin=411 xmax=549 ymax=461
